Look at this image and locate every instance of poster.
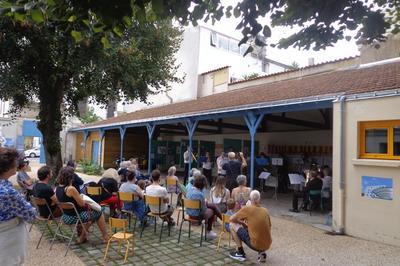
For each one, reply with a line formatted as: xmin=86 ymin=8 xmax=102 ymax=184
xmin=361 ymin=176 xmax=393 ymax=200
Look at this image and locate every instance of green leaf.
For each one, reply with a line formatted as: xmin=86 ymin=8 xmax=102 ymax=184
xmin=71 ymin=30 xmax=83 ymax=42
xmin=101 ymin=36 xmax=111 ymax=49
xmin=68 ymin=15 xmax=76 ymax=22
xmin=113 ymin=25 xmax=123 ymax=37
xmin=24 ymin=2 xmax=35 ymax=11
xmin=152 ymin=0 xmax=164 ymax=15
xmin=0 ymin=7 xmax=11 ymax=16
xmin=30 ymin=9 xmax=44 ymax=23
xmin=13 ymin=12 xmax=25 ymax=22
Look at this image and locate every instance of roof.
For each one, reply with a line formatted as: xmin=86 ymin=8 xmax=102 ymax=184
xmin=75 ymin=59 xmax=400 ymax=131
xmin=230 ymin=56 xmax=360 ymax=85
xmin=200 ymin=66 xmax=230 ymax=76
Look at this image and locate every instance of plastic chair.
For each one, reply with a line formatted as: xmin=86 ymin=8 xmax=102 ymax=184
xmin=140 ymin=195 xmax=172 ymax=242
xmin=308 ymin=189 xmax=322 ymax=216
xmin=49 ymin=202 xmax=90 ymax=256
xmin=178 ymin=198 xmax=206 ymax=247
xmin=217 ymin=214 xmax=231 ymax=251
xmin=117 ymin=191 xmax=140 ymax=231
xmin=30 ymin=196 xmax=59 ymax=249
xmin=103 ymin=218 xmax=134 ymax=263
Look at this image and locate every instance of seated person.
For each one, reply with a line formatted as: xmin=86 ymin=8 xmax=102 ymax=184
xmin=210 ymin=176 xmax=230 ymax=213
xmin=33 ymin=166 xmax=62 ymax=218
xmin=119 ymin=171 xmax=147 ymax=224
xmin=186 ymin=175 xmax=222 ymax=239
xmin=185 ymin=168 xmax=201 ymax=191
xmin=229 ymin=190 xmax=272 ymax=263
xmin=145 ymin=170 xmax=175 ymax=225
xmin=224 ymin=198 xmax=236 ymax=232
xmin=231 ymin=175 xmax=251 ymax=210
xmin=290 ymin=170 xmax=323 ymax=212
xmin=17 ymin=159 xmax=34 ymax=200
xmin=55 ymin=167 xmax=109 ymax=244
xmin=166 ymin=166 xmax=184 ymax=204
xmin=137 ymin=180 xmax=146 ymax=190
xmin=66 ymin=160 xmax=84 ymax=193
xmin=118 ymin=160 xmax=132 ymax=183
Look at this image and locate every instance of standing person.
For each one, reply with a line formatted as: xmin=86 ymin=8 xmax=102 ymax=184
xmin=66 ymin=160 xmax=84 ymax=193
xmin=186 ymin=175 xmax=222 ymax=239
xmin=33 ymin=166 xmax=62 ymax=218
xmin=210 ymin=176 xmax=230 ymax=213
xmin=56 ymin=167 xmax=109 ymax=244
xmin=202 ymin=152 xmax=213 ymax=187
xmin=229 ymin=190 xmax=272 ymax=263
xmin=223 ymin=152 xmax=247 ymax=192
xmin=183 ymin=147 xmax=192 ymax=185
xmin=146 ymin=170 xmax=175 ymax=225
xmin=216 ymin=152 xmax=227 ymax=177
xmin=16 ymin=159 xmax=34 ymax=200
xmin=0 ymin=147 xmax=36 ymax=266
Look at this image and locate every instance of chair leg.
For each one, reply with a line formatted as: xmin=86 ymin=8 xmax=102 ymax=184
xmin=178 ymin=220 xmax=184 ymax=243
xmin=140 ymin=216 xmax=147 ymax=238
xmin=200 ymin=224 xmax=204 ymax=247
xmin=49 ymin=220 xmax=62 ymax=251
xmin=65 ymin=223 xmax=78 ymax=257
xmin=228 ymin=232 xmax=231 ymax=247
xmin=154 ymin=217 xmax=157 ymax=234
xmin=133 ymin=217 xmax=137 ymax=232
xmin=177 ymin=210 xmax=181 ymax=227
xmin=159 ymin=220 xmax=164 ymax=242
xmin=188 ymin=221 xmax=191 ymax=238
xmin=103 ymin=238 xmax=113 ymax=261
xmin=36 ymin=229 xmax=45 ymax=249
xmin=124 ymin=240 xmax=130 ymax=263
xmin=168 ymin=221 xmax=171 ymax=237
xmin=128 ymin=214 xmax=131 ymax=229
xmin=217 ymin=232 xmax=223 ymax=251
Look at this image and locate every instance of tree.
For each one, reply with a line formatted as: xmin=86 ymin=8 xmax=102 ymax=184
xmin=78 ymin=107 xmax=102 ymax=124
xmin=0 ymin=18 xmax=182 ymax=173
xmin=0 ymin=0 xmax=399 ymax=52
xmin=242 ymin=73 xmax=260 ymax=80
xmin=291 ymin=61 xmax=300 ymax=69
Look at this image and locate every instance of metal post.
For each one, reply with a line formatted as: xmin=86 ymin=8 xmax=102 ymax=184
xmin=185 ymin=119 xmax=198 ymax=177
xmin=83 ymin=131 xmax=90 ymax=160
xmin=244 ymin=112 xmax=264 ymax=188
xmin=119 ymin=126 xmax=126 ymax=161
xmin=146 ymin=123 xmax=156 ymax=175
xmin=99 ymin=129 xmax=106 ymax=167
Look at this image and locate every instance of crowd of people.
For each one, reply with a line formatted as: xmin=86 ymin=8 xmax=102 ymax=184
xmin=0 ymin=147 xmax=272 ymax=264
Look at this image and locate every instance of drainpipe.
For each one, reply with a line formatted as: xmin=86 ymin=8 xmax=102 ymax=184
xmin=336 ymin=95 xmax=346 ymax=234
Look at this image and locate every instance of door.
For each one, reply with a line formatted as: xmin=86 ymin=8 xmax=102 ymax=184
xmin=223 ymin=138 xmax=242 ymax=153
xmin=91 ymin=140 xmax=100 ymax=165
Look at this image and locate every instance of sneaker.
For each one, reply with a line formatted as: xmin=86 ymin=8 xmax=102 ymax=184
xmin=229 ymin=251 xmax=246 ymax=262
xmin=258 ymin=252 xmax=267 ymax=263
xmin=289 ymin=209 xmax=299 ymax=213
xmin=206 ymin=230 xmax=217 ymax=239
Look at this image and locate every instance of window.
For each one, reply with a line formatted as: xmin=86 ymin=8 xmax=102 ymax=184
xmin=217 ymin=35 xmax=229 ymax=51
xmin=359 ymin=120 xmax=400 ymax=160
xmin=229 ymin=39 xmax=240 ymax=54
xmin=210 ymin=31 xmax=217 ymax=47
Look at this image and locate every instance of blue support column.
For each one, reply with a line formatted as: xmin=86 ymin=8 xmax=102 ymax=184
xmin=99 ymin=129 xmax=106 ymax=167
xmin=119 ymin=126 xmax=126 ymax=162
xmin=146 ymin=123 xmax=156 ymax=175
xmin=83 ymin=131 xmax=90 ymax=160
xmin=244 ymin=112 xmax=264 ymax=189
xmin=185 ymin=118 xmax=198 ymax=177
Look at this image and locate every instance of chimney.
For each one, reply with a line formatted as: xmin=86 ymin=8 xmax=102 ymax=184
xmin=308 ymin=57 xmax=315 ymax=66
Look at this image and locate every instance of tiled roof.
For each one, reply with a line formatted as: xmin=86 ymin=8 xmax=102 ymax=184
xmin=76 ymin=60 xmax=400 ymax=130
xmin=199 ymin=66 xmax=230 ymax=75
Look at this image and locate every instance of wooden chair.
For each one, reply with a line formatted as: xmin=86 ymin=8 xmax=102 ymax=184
xmin=50 ymin=202 xmax=89 ymax=256
xmin=217 ymin=214 xmax=231 ymax=251
xmin=141 ymin=195 xmax=172 ymax=242
xmin=178 ymin=198 xmax=206 ymax=247
xmin=117 ymin=191 xmax=140 ymax=231
xmin=30 ymin=196 xmax=58 ymax=249
xmin=166 ymin=177 xmax=179 ymax=206
xmin=103 ymin=218 xmax=134 ymax=263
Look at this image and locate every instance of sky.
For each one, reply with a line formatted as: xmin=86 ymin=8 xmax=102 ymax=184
xmin=199 ymin=0 xmax=360 ymax=67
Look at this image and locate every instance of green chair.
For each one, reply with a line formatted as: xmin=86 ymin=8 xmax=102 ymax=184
xmin=308 ymin=189 xmax=322 ymax=216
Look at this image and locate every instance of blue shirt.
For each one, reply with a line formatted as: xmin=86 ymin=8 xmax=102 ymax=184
xmin=186 ymin=187 xmax=206 ymax=217
xmin=0 ymin=179 xmax=36 ymax=222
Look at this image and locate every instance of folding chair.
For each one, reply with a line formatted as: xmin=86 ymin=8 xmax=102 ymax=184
xmin=178 ymin=198 xmax=206 ymax=247
xmin=30 ymin=196 xmax=58 ymax=249
xmin=117 ymin=191 xmax=140 ymax=231
xmin=140 ymin=195 xmax=172 ymax=242
xmin=49 ymin=202 xmax=89 ymax=256
xmin=103 ymin=218 xmax=134 ymax=263
xmin=217 ymin=214 xmax=231 ymax=251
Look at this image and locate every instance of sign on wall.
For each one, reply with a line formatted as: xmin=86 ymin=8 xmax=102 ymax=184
xmin=361 ymin=176 xmax=393 ymax=201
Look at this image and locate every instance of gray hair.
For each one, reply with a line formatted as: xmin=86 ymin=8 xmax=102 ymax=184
xmin=120 ymin=160 xmax=131 ymax=169
xmin=249 ymin=190 xmax=261 ymax=203
xmin=191 ymin=168 xmax=201 ymax=178
xmin=228 ymin=152 xmax=236 ymax=160
xmin=168 ymin=166 xmax=176 ymax=176
xmin=236 ymin=175 xmax=247 ymax=186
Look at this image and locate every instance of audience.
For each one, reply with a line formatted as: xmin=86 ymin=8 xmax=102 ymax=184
xmin=119 ymin=170 xmax=146 ymax=225
xmin=16 ymin=159 xmax=34 ymax=200
xmin=96 ymin=172 xmax=121 ymax=215
xmin=102 ymin=168 xmax=120 ymax=183
xmin=66 ymin=160 xmax=84 ymax=193
xmin=210 ymin=176 xmax=230 ymax=213
xmin=146 ymin=170 xmax=175 ymax=225
xmin=229 ymin=190 xmax=271 ymax=263
xmin=223 ymin=152 xmax=247 ymax=191
xmin=118 ymin=160 xmax=132 ymax=183
xmin=33 ymin=166 xmax=61 ymax=218
xmin=166 ymin=166 xmax=184 ymax=204
xmin=231 ymin=175 xmax=251 ymax=210
xmin=185 ymin=168 xmax=201 ymax=191
xmin=0 ymin=148 xmax=36 ymax=266
xmin=224 ymin=198 xmax=236 ymax=232
xmin=186 ymin=175 xmax=222 ymax=239
xmin=55 ymin=166 xmax=109 ymax=244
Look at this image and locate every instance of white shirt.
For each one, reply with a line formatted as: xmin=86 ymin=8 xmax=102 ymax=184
xmin=202 ymin=161 xmax=212 ymax=170
xmin=145 ymin=184 xmax=168 ymax=213
xmin=217 ymin=156 xmax=227 ymax=175
xmin=210 ymin=187 xmax=230 ymax=204
xmin=183 ymin=151 xmax=191 ymax=164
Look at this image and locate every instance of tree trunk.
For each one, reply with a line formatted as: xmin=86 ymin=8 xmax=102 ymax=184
xmin=37 ymin=79 xmax=65 ymax=176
